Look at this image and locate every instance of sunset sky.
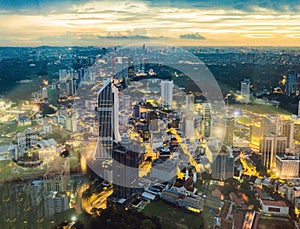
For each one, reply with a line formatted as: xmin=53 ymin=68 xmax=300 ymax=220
xmin=1 ymin=0 xmax=300 ymax=46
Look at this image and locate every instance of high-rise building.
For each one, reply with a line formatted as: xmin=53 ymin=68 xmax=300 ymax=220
xmin=241 ymin=79 xmax=251 ymax=104
xmin=261 ymin=135 xmax=287 ymax=170
xmin=30 ymin=180 xmax=43 ymax=206
xmin=224 ymin=116 xmax=235 ymax=146
xmin=202 ymin=103 xmax=212 ymax=138
xmin=121 ymin=95 xmax=131 ymax=111
xmin=211 ymin=152 xmax=234 ymax=181
xmin=112 ymin=136 xmax=142 ymax=200
xmin=97 ymin=79 xmax=120 ymax=159
xmin=183 ymin=111 xmax=194 ymax=139
xmin=17 ymin=130 xmax=38 ymax=149
xmin=44 ymin=191 xmax=69 ymax=218
xmin=285 ymin=70 xmax=298 ymax=96
xmin=263 ymin=115 xmax=280 ymax=136
xmin=280 ymin=120 xmax=294 ymax=153
xmin=43 ymin=157 xmax=70 ymax=193
xmin=250 ymin=118 xmax=263 ymax=150
xmin=276 ymin=154 xmax=299 ymax=178
xmin=133 ymin=104 xmax=140 ymax=118
xmin=161 ymin=80 xmax=173 ymax=107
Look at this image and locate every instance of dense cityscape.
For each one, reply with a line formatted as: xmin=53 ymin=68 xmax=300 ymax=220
xmin=2 ymin=0 xmax=300 ymax=229
xmin=0 ymin=44 xmax=300 ymax=229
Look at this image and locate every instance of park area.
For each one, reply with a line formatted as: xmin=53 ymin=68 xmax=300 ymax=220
xmin=143 ymin=200 xmax=204 ymax=229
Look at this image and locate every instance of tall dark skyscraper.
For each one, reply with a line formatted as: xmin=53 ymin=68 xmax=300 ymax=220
xmin=202 ymin=103 xmax=212 ymax=138
xmin=97 ymin=79 xmax=120 ymax=159
xmin=224 ymin=116 xmax=235 ymax=146
xmin=211 ymin=152 xmax=234 ymax=181
xmin=112 ymin=135 xmax=142 ymax=200
xmin=285 ymin=70 xmax=298 ymax=96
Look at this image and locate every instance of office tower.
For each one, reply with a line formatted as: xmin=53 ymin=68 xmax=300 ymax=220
xmin=184 ymin=111 xmax=194 ymax=139
xmin=150 ymin=159 xmax=178 ymax=182
xmin=97 ymin=79 xmax=120 ymax=159
xmin=43 ymin=157 xmax=70 ymax=193
xmin=202 ymin=103 xmax=212 ymax=138
xmin=280 ymin=120 xmax=294 ymax=153
xmin=30 ymin=180 xmax=43 ymax=206
xmin=241 ymin=79 xmax=251 ymax=104
xmin=17 ymin=130 xmax=38 ymax=149
xmin=285 ymin=70 xmax=298 ymax=96
xmin=133 ymin=104 xmax=140 ymax=118
xmin=121 ymin=95 xmax=131 ymax=111
xmin=263 ymin=115 xmax=280 ymax=135
xmin=186 ymin=91 xmax=195 ymax=110
xmin=44 ymin=191 xmax=69 ymax=218
xmin=251 ymin=118 xmax=263 ymax=150
xmin=161 ymin=80 xmax=173 ymax=108
xmin=276 ymin=154 xmax=299 ymax=178
xmin=224 ymin=116 xmax=235 ymax=146
xmin=261 ymin=135 xmax=287 ymax=170
xmin=211 ymin=152 xmax=234 ymax=181
xmin=112 ymin=137 xmax=141 ymax=200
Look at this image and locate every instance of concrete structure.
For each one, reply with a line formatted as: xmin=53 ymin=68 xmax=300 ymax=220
xmin=276 ymin=154 xmax=299 ymax=178
xmin=112 ymin=136 xmax=143 ymax=200
xmin=285 ymin=70 xmax=298 ymax=96
xmin=161 ymin=80 xmax=173 ymax=107
xmin=43 ymin=157 xmax=70 ymax=193
xmin=97 ymin=78 xmax=120 ymax=159
xmin=241 ymin=79 xmax=251 ymax=104
xmin=224 ymin=116 xmax=234 ymax=146
xmin=202 ymin=103 xmax=212 ymax=138
xmin=150 ymin=159 xmax=178 ymax=182
xmin=44 ymin=191 xmax=69 ymax=218
xmin=161 ymin=187 xmax=204 ymax=212
xmin=261 ymin=135 xmax=287 ymax=170
xmin=30 ymin=180 xmax=43 ymax=206
xmin=211 ymin=152 xmax=234 ymax=181
xmin=260 ymin=200 xmax=289 ymax=216
xmin=280 ymin=120 xmax=294 ymax=153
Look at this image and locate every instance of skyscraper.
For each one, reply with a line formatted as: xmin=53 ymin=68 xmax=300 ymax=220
xmin=161 ymin=80 xmax=173 ymax=108
xmin=202 ymin=103 xmax=212 ymax=138
xmin=241 ymin=79 xmax=251 ymax=104
xmin=280 ymin=120 xmax=294 ymax=153
xmin=224 ymin=116 xmax=235 ymax=146
xmin=285 ymin=70 xmax=298 ymax=96
xmin=112 ymin=135 xmax=142 ymax=200
xmin=97 ymin=79 xmax=120 ymax=159
xmin=261 ymin=135 xmax=287 ymax=170
xmin=211 ymin=152 xmax=234 ymax=181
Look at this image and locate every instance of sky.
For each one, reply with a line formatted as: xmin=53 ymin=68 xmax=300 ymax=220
xmin=0 ymin=0 xmax=300 ymax=46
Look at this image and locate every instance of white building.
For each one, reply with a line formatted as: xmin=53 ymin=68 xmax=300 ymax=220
xmin=44 ymin=191 xmax=69 ymax=218
xmin=161 ymin=80 xmax=173 ymax=107
xmin=241 ymin=79 xmax=251 ymax=104
xmin=276 ymin=154 xmax=299 ymax=178
xmin=150 ymin=159 xmax=178 ymax=182
xmin=260 ymin=199 xmax=289 ymax=216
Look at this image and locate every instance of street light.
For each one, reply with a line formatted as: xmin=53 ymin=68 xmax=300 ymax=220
xmin=71 ymin=216 xmax=77 ymax=222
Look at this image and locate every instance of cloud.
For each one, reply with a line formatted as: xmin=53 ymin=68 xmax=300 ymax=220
xmin=180 ymin=33 xmax=206 ymax=40
xmin=98 ymin=35 xmax=164 ymax=40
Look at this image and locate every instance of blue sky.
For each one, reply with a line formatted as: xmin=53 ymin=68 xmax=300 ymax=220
xmin=0 ymin=0 xmax=300 ymax=46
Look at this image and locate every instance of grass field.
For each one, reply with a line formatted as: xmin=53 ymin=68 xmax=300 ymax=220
xmin=0 ymin=160 xmax=46 ymax=182
xmin=231 ymin=103 xmax=291 ymax=115
xmin=143 ymin=200 xmax=203 ymax=229
xmin=257 ymin=217 xmax=295 ymax=229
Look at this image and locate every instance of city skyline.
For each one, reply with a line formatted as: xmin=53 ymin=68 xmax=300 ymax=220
xmin=0 ymin=0 xmax=300 ymax=46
